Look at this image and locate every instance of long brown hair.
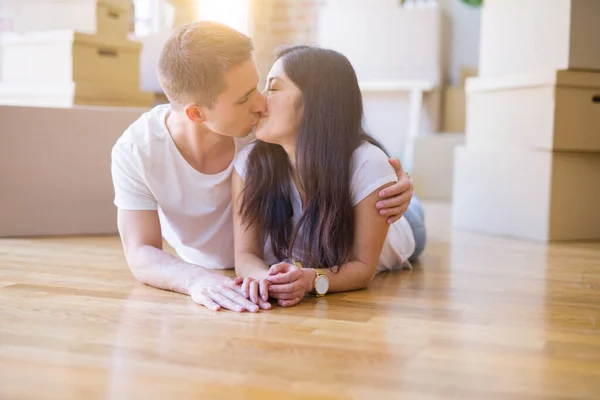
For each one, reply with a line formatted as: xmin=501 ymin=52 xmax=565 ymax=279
xmin=239 ymin=46 xmax=387 ymax=268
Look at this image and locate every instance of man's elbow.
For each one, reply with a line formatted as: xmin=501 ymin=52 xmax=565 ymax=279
xmin=124 ymin=246 xmax=152 ymax=284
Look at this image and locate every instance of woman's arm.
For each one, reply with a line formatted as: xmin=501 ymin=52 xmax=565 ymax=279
xmin=268 ymin=182 xmax=393 ymax=299
xmin=231 ymin=170 xmax=272 ymax=287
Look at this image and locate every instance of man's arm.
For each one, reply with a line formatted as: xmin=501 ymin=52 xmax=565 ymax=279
xmin=376 ymin=158 xmax=414 ymax=224
xmin=117 ymin=208 xmax=267 ymax=312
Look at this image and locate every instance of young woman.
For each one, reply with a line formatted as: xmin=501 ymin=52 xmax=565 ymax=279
xmin=232 ymin=46 xmax=426 ymax=307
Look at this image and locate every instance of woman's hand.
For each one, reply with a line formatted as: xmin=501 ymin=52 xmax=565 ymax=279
xmin=267 ymin=262 xmax=307 ymax=307
xmin=235 ymin=276 xmax=272 ymax=310
xmin=376 ymin=158 xmax=414 ymax=224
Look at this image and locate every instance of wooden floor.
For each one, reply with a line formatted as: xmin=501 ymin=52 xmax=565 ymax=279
xmin=1 ymin=202 xmax=600 ymax=400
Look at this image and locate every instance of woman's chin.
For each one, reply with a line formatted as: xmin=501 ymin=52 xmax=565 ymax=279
xmin=254 ymin=127 xmax=273 ymax=143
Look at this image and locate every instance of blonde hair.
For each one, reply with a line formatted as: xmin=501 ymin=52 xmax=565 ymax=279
xmin=158 ymin=21 xmax=254 ymax=109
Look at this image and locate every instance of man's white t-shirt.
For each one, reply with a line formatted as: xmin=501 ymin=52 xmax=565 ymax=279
xmin=234 ymin=141 xmax=416 ymax=272
xmin=111 ymin=104 xmax=254 ymax=269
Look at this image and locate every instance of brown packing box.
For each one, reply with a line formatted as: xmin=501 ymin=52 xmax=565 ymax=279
xmin=466 ymin=70 xmax=600 ymax=152
xmin=13 ymin=0 xmax=133 ymax=39
xmin=0 ymin=81 xmax=154 ymax=108
xmin=412 ymin=133 xmax=465 ymax=200
xmin=1 ymin=30 xmax=142 ymax=89
xmin=452 ymin=146 xmax=600 ymax=242
xmin=0 ymin=105 xmax=147 ymax=237
xmin=442 ymin=86 xmax=465 ymax=133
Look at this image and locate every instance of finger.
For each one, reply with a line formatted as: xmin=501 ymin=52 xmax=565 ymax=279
xmin=257 ymin=297 xmax=271 ymax=310
xmin=268 ymin=281 xmax=303 ymax=294
xmin=378 ymin=179 xmax=411 ymax=201
xmin=241 ymin=277 xmax=251 ymax=298
xmin=270 ymin=290 xmax=305 ymax=300
xmin=215 ymin=287 xmax=259 ymax=312
xmin=278 ymin=297 xmax=302 ymax=308
xmin=388 ymin=214 xmax=402 ymax=225
xmin=376 ymin=190 xmax=412 ymax=211
xmin=267 ymin=270 xmax=302 ymax=284
xmin=233 ymin=276 xmax=243 ymax=285
xmin=379 ymin=205 xmax=405 ymax=218
xmin=191 ymin=292 xmax=221 ymax=311
xmin=207 ymin=291 xmax=244 ymax=312
xmin=249 ymin=280 xmax=259 ymax=304
xmin=388 ymin=157 xmax=404 ymax=177
xmin=268 ymin=262 xmax=291 ymax=275
xmin=260 ymin=279 xmax=269 ymax=302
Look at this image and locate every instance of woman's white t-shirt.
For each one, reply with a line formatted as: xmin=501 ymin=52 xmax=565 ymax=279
xmin=111 ymin=104 xmax=254 ymax=269
xmin=234 ymin=141 xmax=416 ymax=272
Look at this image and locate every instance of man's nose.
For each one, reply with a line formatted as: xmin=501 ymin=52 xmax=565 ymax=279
xmin=252 ymin=90 xmax=267 ymax=113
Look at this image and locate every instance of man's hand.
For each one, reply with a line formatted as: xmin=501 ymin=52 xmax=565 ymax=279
xmin=267 ymin=262 xmax=307 ymax=307
xmin=238 ymin=276 xmax=272 ymax=308
xmin=188 ymin=275 xmax=269 ymax=312
xmin=376 ymin=157 xmax=414 ymax=224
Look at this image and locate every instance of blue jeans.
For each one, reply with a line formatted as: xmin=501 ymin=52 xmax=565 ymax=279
xmin=404 ymin=195 xmax=426 ymax=262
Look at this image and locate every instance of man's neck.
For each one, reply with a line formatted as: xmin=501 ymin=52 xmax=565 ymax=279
xmin=165 ymin=110 xmax=235 ymax=175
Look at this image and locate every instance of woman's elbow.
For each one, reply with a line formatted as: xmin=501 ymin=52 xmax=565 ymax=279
xmin=353 ymin=264 xmax=377 ymax=290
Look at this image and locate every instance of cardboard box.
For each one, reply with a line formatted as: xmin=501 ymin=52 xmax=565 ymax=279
xmin=442 ymin=86 xmax=465 ymax=133
xmin=0 ymin=104 xmax=147 ymax=237
xmin=13 ymin=0 xmax=133 ymax=39
xmin=412 ymin=133 xmax=465 ymax=200
xmin=452 ymin=146 xmax=600 ymax=242
xmin=466 ymin=70 xmax=600 ymax=152
xmin=0 ymin=81 xmax=153 ymax=108
xmin=1 ymin=30 xmax=142 ymax=89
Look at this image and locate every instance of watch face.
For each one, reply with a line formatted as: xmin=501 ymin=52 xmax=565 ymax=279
xmin=315 ymin=275 xmax=329 ymax=294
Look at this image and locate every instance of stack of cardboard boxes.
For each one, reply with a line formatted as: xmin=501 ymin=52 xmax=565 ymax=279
xmin=411 ymin=68 xmax=476 ymax=200
xmin=0 ymin=0 xmax=153 ymax=107
xmin=452 ymin=0 xmax=600 ymax=241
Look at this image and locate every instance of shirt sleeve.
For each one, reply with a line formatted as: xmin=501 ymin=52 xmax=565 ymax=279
xmin=351 ymin=143 xmax=398 ymax=206
xmin=110 ymin=141 xmax=157 ymax=210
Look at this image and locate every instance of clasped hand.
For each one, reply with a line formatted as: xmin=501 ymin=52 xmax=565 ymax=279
xmin=237 ymin=262 xmax=307 ymax=308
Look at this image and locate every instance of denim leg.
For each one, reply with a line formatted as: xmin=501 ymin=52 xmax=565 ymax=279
xmin=403 ymin=195 xmax=427 ymax=262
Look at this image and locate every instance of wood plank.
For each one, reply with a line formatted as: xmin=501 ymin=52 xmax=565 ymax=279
xmin=1 ymin=202 xmax=599 ymax=399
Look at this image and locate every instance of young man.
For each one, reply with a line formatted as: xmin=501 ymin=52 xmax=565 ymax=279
xmin=111 ymin=21 xmax=414 ymax=313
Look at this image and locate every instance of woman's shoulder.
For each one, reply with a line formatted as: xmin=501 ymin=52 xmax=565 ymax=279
xmin=352 ymin=141 xmax=393 ymax=171
xmin=350 ymin=141 xmax=397 ymax=206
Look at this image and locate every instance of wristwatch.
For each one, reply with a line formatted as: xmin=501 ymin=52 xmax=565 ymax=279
xmin=313 ymin=269 xmax=329 ymax=297
xmin=294 ymin=261 xmax=329 ymax=297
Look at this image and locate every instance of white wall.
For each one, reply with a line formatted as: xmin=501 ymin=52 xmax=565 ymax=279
xmin=439 ymin=0 xmax=481 ymax=85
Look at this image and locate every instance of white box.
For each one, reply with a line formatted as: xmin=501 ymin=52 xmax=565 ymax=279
xmin=452 ymin=146 xmax=600 ymax=242
xmin=412 ymin=133 xmax=465 ymax=200
xmin=0 ymin=30 xmax=141 ymax=89
xmin=0 ymin=81 xmax=153 ymax=108
xmin=318 ymin=1 xmax=450 ymax=85
xmin=13 ymin=0 xmax=132 ymax=39
xmin=466 ymin=70 xmax=600 ymax=152
xmin=479 ymin=0 xmax=600 ymax=77
xmin=0 ymin=104 xmax=145 ymax=236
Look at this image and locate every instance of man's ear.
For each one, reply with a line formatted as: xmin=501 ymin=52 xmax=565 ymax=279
xmin=184 ymin=104 xmax=206 ymax=124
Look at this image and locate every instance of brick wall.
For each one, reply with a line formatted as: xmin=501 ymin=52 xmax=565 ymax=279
xmin=249 ymin=0 xmax=323 ymax=81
